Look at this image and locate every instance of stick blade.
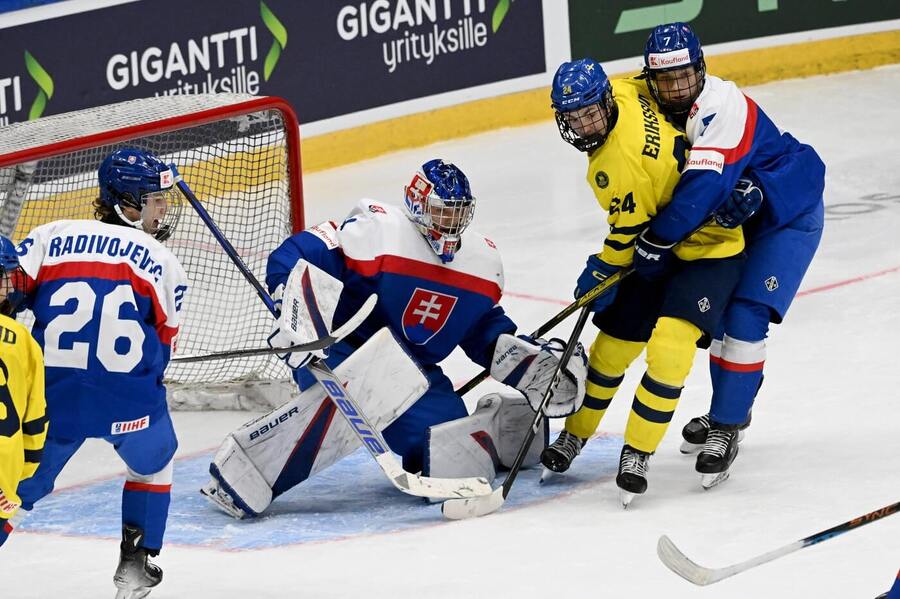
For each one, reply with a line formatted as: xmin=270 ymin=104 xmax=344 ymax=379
xmin=378 ymin=455 xmax=492 ymax=500
xmin=400 ymin=472 xmax=493 ymax=500
xmin=441 ymin=487 xmax=505 ymax=520
xmin=657 ymin=535 xmax=722 ymax=586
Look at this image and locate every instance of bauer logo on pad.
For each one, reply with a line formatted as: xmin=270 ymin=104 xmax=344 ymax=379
xmin=402 ymin=288 xmax=457 ymax=345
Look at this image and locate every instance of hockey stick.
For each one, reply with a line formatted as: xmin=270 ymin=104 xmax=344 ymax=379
xmin=306 ymin=361 xmax=491 ymax=500
xmin=658 ymin=500 xmax=900 ymax=586
xmin=176 ymin=175 xmax=492 ymax=500
xmin=455 ymin=268 xmax=632 ymax=397
xmin=442 ymin=305 xmax=592 ymax=520
xmin=173 ymin=170 xmax=278 ymax=315
xmin=171 ymin=295 xmax=377 ymax=363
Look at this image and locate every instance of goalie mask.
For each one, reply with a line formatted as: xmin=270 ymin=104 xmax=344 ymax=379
xmin=98 ymin=147 xmax=183 ymax=242
xmin=643 ymin=22 xmax=706 ymax=118
xmin=0 ymin=235 xmax=26 ymax=316
xmin=404 ymin=159 xmax=475 ymax=263
xmin=551 ymin=58 xmax=619 ymax=154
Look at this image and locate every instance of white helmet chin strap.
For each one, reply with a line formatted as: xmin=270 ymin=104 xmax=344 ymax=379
xmin=114 ymin=204 xmax=145 ymax=232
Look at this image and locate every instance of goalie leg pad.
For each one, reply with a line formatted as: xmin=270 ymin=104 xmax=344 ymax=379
xmin=424 ymin=393 xmax=547 ymax=481
xmin=383 ymin=368 xmax=468 ymax=474
xmin=496 ymin=392 xmax=548 ymax=469
xmin=206 ymin=328 xmax=428 ymax=517
xmin=207 ymin=435 xmax=271 ymax=517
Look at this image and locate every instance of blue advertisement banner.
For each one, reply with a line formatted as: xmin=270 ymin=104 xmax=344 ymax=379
xmin=0 ymin=0 xmax=545 ymax=126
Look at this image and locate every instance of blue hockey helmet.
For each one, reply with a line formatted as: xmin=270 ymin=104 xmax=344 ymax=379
xmin=643 ymin=22 xmax=706 ymax=116
xmin=404 ymin=159 xmax=475 ymax=263
xmin=0 ymin=234 xmax=26 ymax=316
xmin=97 ymin=147 xmax=182 ymax=241
xmin=550 ymin=58 xmax=618 ymax=153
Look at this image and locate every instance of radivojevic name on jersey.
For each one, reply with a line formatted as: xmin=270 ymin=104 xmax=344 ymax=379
xmin=46 ymin=234 xmax=165 ymax=282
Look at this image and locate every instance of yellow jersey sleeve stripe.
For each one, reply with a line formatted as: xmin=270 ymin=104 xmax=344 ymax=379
xmin=22 ymin=415 xmax=47 ymax=436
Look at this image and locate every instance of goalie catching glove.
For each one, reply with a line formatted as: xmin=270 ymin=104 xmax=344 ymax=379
xmin=490 ymin=334 xmax=587 ymax=417
xmin=267 ymin=259 xmax=344 ymax=369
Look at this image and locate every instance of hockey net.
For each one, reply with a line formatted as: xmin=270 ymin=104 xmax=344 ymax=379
xmin=0 ymin=94 xmax=303 ymax=410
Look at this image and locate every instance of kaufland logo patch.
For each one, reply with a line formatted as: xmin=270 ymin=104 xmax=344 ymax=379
xmin=648 ymin=48 xmax=691 ymax=69
xmin=685 ymin=149 xmax=725 ymax=173
xmin=402 ymin=288 xmax=457 ymax=344
xmin=159 ymin=170 xmax=173 ymax=188
xmin=111 ymin=415 xmax=150 ymax=435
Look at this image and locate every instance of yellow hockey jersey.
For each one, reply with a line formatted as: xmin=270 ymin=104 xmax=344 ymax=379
xmin=585 ymin=77 xmax=744 ymax=267
xmin=0 ymin=314 xmax=46 ymax=519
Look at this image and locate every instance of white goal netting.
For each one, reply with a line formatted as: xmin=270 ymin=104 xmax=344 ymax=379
xmin=0 ymin=94 xmax=304 ymax=410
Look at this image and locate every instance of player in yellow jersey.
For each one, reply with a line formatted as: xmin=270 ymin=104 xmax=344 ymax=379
xmin=0 ymin=234 xmax=47 ymax=546
xmin=541 ymin=58 xmax=746 ymax=506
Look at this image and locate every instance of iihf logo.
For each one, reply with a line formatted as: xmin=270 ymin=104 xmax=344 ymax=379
xmin=402 ymin=288 xmax=457 ymax=344
xmin=765 ymin=276 xmax=779 ymax=292
xmin=697 ymin=297 xmax=711 ymax=313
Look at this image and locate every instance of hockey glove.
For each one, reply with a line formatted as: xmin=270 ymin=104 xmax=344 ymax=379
xmin=267 ymin=328 xmax=327 ymax=370
xmin=490 ymin=334 xmax=587 ymax=418
xmin=633 ymin=228 xmax=676 ymax=281
xmin=575 ymin=254 xmax=620 ymax=313
xmin=715 ymin=177 xmax=764 ymax=229
xmin=266 ymin=276 xmax=328 ymax=370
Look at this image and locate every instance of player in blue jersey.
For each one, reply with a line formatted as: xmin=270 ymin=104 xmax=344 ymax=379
xmin=636 ymin=22 xmax=825 ymax=487
xmin=202 ymin=159 xmax=588 ymax=519
xmin=13 ymin=148 xmax=188 ymax=598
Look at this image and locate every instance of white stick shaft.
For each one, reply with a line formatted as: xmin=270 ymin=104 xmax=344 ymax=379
xmin=307 ymin=361 xmax=491 ymax=500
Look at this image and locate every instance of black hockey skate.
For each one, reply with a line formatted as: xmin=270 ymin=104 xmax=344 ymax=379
xmin=540 ymin=430 xmax=586 ymax=482
xmin=113 ymin=525 xmax=162 ymax=599
xmin=696 ymin=422 xmax=742 ymax=489
xmin=616 ymin=445 xmax=651 ymax=508
xmin=679 ymin=411 xmax=751 ymax=454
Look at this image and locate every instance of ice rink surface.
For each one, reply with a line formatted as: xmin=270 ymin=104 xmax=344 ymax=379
xmin=4 ymin=65 xmax=900 ymax=597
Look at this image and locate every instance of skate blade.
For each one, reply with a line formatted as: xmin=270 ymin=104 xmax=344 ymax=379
xmin=700 ymin=470 xmax=730 ymax=490
xmin=679 ymin=440 xmax=704 ymax=455
xmin=539 ymin=467 xmax=557 ymax=484
xmin=200 ymin=483 xmax=246 ymax=520
xmin=115 ymin=586 xmax=153 ymax=599
xmin=619 ymin=489 xmax=637 ymax=509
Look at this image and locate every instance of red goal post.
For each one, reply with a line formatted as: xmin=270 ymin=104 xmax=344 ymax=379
xmin=0 ymin=94 xmax=304 ymax=410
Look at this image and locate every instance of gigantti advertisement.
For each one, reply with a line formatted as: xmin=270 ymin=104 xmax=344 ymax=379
xmin=569 ymin=0 xmax=900 ymax=63
xmin=0 ymin=0 xmax=545 ymax=126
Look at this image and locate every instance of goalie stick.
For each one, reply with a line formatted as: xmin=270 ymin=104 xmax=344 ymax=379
xmin=441 ymin=305 xmax=592 ymax=520
xmin=171 ymin=295 xmax=377 ymax=363
xmin=176 ymin=175 xmax=492 ymax=500
xmin=657 ymin=500 xmax=900 ymax=586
